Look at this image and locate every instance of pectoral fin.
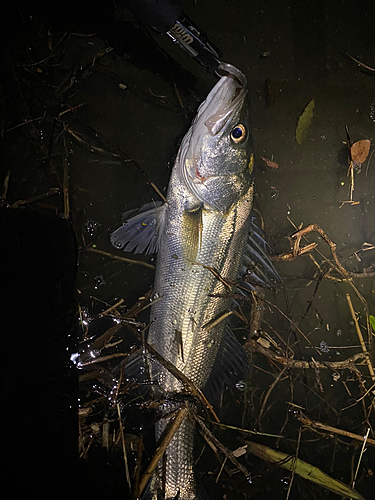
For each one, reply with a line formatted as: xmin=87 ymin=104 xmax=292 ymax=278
xmin=110 ymin=202 xmax=167 ymax=254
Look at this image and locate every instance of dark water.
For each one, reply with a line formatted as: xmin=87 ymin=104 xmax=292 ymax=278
xmin=1 ymin=1 xmax=374 ymax=498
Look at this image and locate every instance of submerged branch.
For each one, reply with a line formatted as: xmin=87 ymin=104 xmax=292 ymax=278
xmin=244 ymin=339 xmax=369 ymax=370
xmin=271 ymin=224 xmax=375 ymax=278
xmin=296 ymin=414 xmax=375 ymax=447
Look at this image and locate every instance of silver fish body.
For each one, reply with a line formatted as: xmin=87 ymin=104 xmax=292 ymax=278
xmin=111 ymin=64 xmax=266 ymax=499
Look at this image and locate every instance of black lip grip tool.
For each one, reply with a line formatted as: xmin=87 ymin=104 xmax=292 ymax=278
xmin=124 ymin=0 xmax=222 ymax=76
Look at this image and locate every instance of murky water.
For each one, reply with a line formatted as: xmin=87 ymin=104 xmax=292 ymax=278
xmin=2 ymin=1 xmax=374 ymax=499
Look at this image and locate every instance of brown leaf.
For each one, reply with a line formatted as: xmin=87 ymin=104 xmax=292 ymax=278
xmin=350 ymin=139 xmax=371 ymax=164
xmin=260 ymin=156 xmax=279 ymax=169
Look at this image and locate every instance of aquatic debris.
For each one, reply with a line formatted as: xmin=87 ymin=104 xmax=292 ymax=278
xmin=260 ymin=156 xmax=279 ymax=169
xmin=319 ymin=340 xmax=329 ymax=353
xmin=245 ymin=440 xmax=365 ymax=499
xmin=350 ymin=139 xmax=371 ymax=169
xmin=295 ymin=99 xmax=315 ymax=145
xmin=370 ymin=315 xmax=375 ymax=333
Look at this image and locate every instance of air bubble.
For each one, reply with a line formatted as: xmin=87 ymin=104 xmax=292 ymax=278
xmin=236 ymin=380 xmax=247 ymax=391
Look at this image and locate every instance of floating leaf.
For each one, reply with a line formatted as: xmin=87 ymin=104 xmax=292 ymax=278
xmin=351 ymin=139 xmax=371 ymax=164
xmin=370 ymin=315 xmax=375 ymax=332
xmin=245 ymin=440 xmax=364 ymax=499
xmin=260 ymin=156 xmax=279 ymax=169
xmin=296 ymin=99 xmax=315 ymax=145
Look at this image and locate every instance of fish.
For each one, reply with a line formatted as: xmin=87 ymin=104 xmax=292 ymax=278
xmin=110 ymin=63 xmax=279 ymax=499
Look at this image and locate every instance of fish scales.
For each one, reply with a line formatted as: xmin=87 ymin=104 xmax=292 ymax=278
xmin=150 ymin=170 xmax=253 ymax=392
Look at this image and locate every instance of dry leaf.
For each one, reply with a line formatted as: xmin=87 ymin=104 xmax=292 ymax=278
xmin=260 ymin=156 xmax=279 ymax=169
xmin=350 ymin=139 xmax=370 ymax=164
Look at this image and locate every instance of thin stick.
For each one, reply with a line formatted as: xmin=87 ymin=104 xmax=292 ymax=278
xmin=285 ymin=427 xmax=302 ymax=500
xmin=215 ymin=457 xmax=227 ymax=483
xmin=256 ymin=366 xmax=288 ymax=425
xmin=194 ymin=415 xmax=252 ymax=480
xmin=345 ymin=52 xmax=375 ymax=72
xmin=296 ymin=415 xmax=375 ymax=447
xmin=1 ymin=170 xmax=10 ymax=205
xmin=116 ymin=403 xmax=132 ymax=492
xmin=346 ymin=294 xmax=375 ymax=382
xmin=101 ymin=298 xmax=124 ymax=316
xmin=63 ymin=156 xmax=70 ymax=219
xmin=10 ymin=187 xmax=60 ymax=208
xmin=138 ymin=406 xmax=188 ymax=496
xmin=86 ymin=246 xmax=155 ymax=269
xmin=352 ymin=428 xmax=371 ymax=489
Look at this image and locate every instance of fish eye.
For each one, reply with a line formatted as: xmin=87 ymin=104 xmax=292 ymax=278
xmin=230 ymin=124 xmax=246 ymax=143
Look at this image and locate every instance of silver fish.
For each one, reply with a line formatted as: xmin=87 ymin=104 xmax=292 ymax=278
xmin=111 ymin=63 xmax=277 ymax=499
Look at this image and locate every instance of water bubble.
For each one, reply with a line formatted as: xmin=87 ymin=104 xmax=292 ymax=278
xmin=270 ymin=186 xmax=279 ymax=200
xmin=94 ymin=275 xmax=106 ymax=289
xmin=336 ymin=329 xmax=342 ymax=336
xmin=84 ymin=218 xmax=101 ymax=236
xmin=236 ymin=380 xmax=247 ymax=391
xmin=281 ymin=477 xmax=290 ymax=489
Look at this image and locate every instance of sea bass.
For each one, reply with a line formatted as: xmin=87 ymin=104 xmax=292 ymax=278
xmin=111 ymin=63 xmax=276 ymax=499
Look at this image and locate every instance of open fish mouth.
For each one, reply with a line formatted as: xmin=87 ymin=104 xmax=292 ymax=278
xmin=194 ymin=62 xmax=248 ymax=136
xmin=216 ymin=62 xmax=247 ymax=87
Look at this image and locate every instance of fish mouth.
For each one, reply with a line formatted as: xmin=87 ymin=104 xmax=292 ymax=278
xmin=216 ymin=62 xmax=247 ymax=87
xmin=202 ymin=63 xmax=247 ymax=136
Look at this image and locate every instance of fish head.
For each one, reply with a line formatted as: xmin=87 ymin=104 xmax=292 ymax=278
xmin=179 ymin=63 xmax=254 ymax=214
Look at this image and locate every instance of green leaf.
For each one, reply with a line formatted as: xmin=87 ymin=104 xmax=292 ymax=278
xmin=370 ymin=315 xmax=375 ymax=332
xmin=296 ymin=99 xmax=315 ymax=145
xmin=245 ymin=440 xmax=364 ymax=499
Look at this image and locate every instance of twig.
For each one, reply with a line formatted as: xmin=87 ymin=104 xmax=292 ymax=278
xmin=67 ymin=122 xmax=166 ymax=202
xmin=272 ymin=224 xmax=375 ymax=278
xmin=137 ymin=406 xmax=188 ymax=497
xmin=62 ymin=156 xmax=70 ymax=219
xmin=1 ymin=170 xmax=10 ymax=207
xmin=194 ymin=414 xmax=252 ymax=480
xmin=285 ymin=428 xmax=302 ymax=500
xmin=345 ymin=52 xmax=375 ymax=72
xmin=296 ymin=414 xmax=375 ymax=447
xmin=86 ymin=246 xmax=155 ymax=269
xmin=352 ymin=428 xmax=371 ymax=489
xmin=342 ymin=382 xmax=375 ymax=411
xmin=256 ymin=366 xmax=288 ymax=425
xmin=346 ymin=293 xmax=375 ymax=382
xmin=101 ymin=298 xmax=124 ymax=316
xmin=116 ymin=403 xmax=132 ymax=492
xmin=243 ymin=295 xmax=317 ymax=351
xmin=10 ymin=187 xmax=60 ymax=208
xmin=244 ymin=339 xmax=369 ymax=370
